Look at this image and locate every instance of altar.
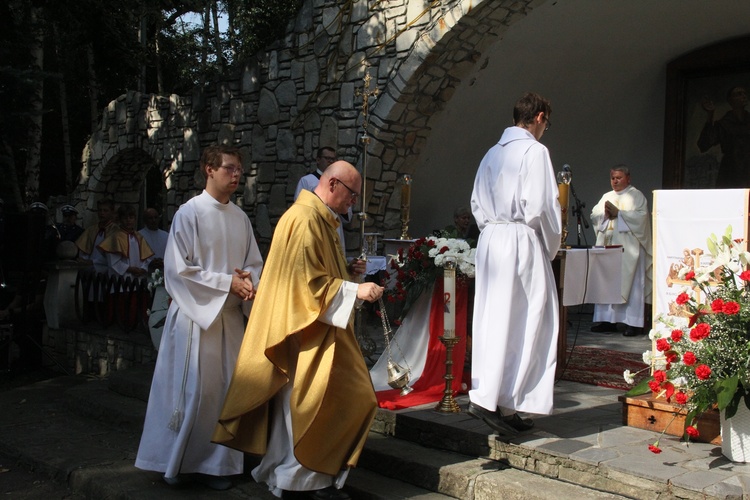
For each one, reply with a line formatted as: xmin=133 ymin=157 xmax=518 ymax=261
xmin=368 ymin=244 xmax=624 ymax=410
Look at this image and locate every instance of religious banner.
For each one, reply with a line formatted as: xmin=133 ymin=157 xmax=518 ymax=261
xmin=652 ymin=189 xmax=749 ymax=321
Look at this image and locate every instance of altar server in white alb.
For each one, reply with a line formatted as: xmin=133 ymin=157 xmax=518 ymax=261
xmin=468 ymin=92 xmax=561 ymax=436
xmin=589 ymin=165 xmax=652 ymax=337
xmin=135 ymin=144 xmax=264 ymax=490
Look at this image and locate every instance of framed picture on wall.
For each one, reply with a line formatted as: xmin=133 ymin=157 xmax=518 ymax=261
xmin=662 ymin=35 xmax=750 ymax=189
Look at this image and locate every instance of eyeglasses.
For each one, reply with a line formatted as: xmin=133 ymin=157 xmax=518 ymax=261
xmin=319 ymin=155 xmax=337 ymax=163
xmin=543 ymin=115 xmax=551 ymax=132
xmin=335 ymin=178 xmax=359 ymax=200
xmin=220 ymin=165 xmax=243 ymax=176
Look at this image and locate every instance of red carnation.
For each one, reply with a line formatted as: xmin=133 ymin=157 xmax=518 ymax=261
xmin=683 ymin=351 xmax=696 ymax=366
xmin=439 ymin=246 xmax=449 ymax=254
xmin=689 ymin=323 xmax=710 ymax=342
xmin=695 ymin=364 xmax=712 ymax=380
xmin=648 ymin=380 xmax=661 ymax=393
xmin=740 ymin=270 xmax=750 ymax=281
xmin=653 ymin=370 xmax=667 ymax=383
xmin=675 ymin=391 xmax=688 ymax=405
xmin=685 ymin=426 xmax=700 ymax=438
xmin=711 ymin=298 xmax=725 ymax=312
xmin=665 ymin=351 xmax=679 ymax=363
xmin=723 ymin=301 xmax=740 ymax=315
xmin=685 ymin=270 xmax=696 ymax=280
xmin=671 ymin=329 xmax=683 ymax=342
xmin=656 ymin=338 xmax=670 ymax=352
xmin=649 ymin=444 xmax=662 ymax=454
xmin=425 ymin=239 xmax=435 ymax=247
xmin=676 ymin=292 xmax=690 ymax=305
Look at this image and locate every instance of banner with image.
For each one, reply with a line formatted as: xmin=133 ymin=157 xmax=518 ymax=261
xmin=652 ymin=189 xmax=749 ymax=322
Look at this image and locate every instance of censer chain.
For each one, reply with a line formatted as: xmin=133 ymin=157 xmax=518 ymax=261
xmin=378 ymin=297 xmax=411 ymax=373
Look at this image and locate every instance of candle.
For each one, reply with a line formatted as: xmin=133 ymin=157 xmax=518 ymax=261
xmin=401 ymin=181 xmax=411 ymax=209
xmin=443 ymin=261 xmax=456 ymax=338
xmin=558 ymin=182 xmax=569 ymax=211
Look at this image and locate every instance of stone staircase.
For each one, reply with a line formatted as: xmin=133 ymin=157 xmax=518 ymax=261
xmin=0 ymin=364 xmax=634 ymax=499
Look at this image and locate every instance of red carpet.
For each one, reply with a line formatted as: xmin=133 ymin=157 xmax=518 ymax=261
xmin=557 ymin=346 xmax=648 ymax=390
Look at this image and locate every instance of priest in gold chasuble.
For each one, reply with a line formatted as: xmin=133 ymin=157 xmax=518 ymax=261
xmin=215 ymin=161 xmax=383 ymax=499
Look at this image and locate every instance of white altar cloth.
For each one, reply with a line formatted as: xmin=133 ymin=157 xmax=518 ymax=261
xmin=562 ymin=247 xmax=623 ymax=306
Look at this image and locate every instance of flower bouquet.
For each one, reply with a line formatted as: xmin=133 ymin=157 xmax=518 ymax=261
xmin=625 ymin=226 xmax=750 ymax=453
xmin=385 ymin=236 xmax=476 ymax=322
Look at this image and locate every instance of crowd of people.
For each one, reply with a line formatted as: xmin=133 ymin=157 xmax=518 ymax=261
xmin=0 ymin=91 xmax=660 ymax=498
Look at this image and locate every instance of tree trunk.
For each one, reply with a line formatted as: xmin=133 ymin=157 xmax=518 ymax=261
xmin=53 ymin=22 xmax=73 ymax=194
xmin=138 ymin=13 xmax=147 ymax=94
xmin=25 ymin=5 xmax=45 ymax=205
xmin=211 ymin=1 xmax=224 ymax=73
xmin=86 ymin=44 xmax=100 ymax=136
xmin=199 ymin=0 xmax=210 ymax=89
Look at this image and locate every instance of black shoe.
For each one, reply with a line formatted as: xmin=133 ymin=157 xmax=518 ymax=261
xmin=590 ymin=322 xmax=618 ymax=333
xmin=306 ymin=486 xmax=351 ymax=500
xmin=162 ymin=474 xmax=189 ymax=487
xmin=502 ymin=413 xmax=534 ymax=431
xmin=623 ymin=326 xmax=644 ymax=337
xmin=467 ymin=402 xmax=519 ymax=436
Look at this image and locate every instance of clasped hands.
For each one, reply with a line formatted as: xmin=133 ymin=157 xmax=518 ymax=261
xmin=604 ymin=200 xmax=619 ymax=219
xmin=231 ymin=268 xmax=256 ymax=301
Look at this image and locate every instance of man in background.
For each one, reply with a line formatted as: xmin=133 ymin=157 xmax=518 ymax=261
xmin=76 ymin=199 xmax=117 ymax=274
xmin=57 ymin=205 xmax=84 ymax=243
xmin=590 ymin=165 xmax=652 ymax=336
xmin=294 ymin=146 xmax=353 ymax=257
xmin=139 ymin=207 xmax=168 ymax=263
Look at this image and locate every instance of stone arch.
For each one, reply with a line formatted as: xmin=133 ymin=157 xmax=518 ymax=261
xmin=77 ymin=0 xmax=538 ymax=249
xmin=352 ymin=0 xmax=531 ymax=234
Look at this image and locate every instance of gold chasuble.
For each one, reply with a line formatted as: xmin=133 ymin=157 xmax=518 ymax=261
xmin=97 ymin=229 xmax=154 ymax=261
xmin=214 ymin=190 xmax=377 ymax=476
xmin=75 ymin=221 xmax=118 ymax=254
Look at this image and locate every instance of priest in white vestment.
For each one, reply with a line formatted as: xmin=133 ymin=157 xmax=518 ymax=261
xmin=215 ymin=161 xmax=382 ymax=500
xmin=468 ymin=92 xmax=561 ymax=434
xmin=590 ymin=166 xmax=652 ymax=336
xmin=135 ymin=145 xmax=263 ymax=490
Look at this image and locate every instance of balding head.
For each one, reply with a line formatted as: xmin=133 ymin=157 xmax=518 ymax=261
xmin=315 ymin=161 xmax=361 ymax=214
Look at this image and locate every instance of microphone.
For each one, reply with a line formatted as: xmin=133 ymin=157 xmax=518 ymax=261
xmin=562 ymin=164 xmax=572 ymax=173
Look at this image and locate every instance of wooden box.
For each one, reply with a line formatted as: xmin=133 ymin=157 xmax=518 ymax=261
xmin=619 ymin=393 xmax=721 ymax=445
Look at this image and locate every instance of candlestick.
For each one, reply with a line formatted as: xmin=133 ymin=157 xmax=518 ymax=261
xmin=434 ymin=335 xmax=461 ymax=413
xmin=556 ymin=169 xmax=572 ymax=246
xmin=399 ymin=174 xmax=412 ymax=240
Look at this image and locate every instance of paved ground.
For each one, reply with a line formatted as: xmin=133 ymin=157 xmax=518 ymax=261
xmin=0 ymin=309 xmax=650 ymax=500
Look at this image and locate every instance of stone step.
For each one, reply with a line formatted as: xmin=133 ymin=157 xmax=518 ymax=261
xmin=360 ymin=433 xmax=627 ymax=499
xmin=58 ymin=364 xmax=636 ymax=499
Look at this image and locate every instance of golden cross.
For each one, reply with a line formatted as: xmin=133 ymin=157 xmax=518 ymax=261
xmin=355 ymin=67 xmax=379 ymax=131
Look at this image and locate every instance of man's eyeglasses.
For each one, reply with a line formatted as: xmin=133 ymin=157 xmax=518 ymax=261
xmin=335 ymin=179 xmax=359 ymax=200
xmin=319 ymin=155 xmax=337 ymax=163
xmin=543 ymin=115 xmax=551 ymax=132
xmin=220 ymin=165 xmax=243 ymax=176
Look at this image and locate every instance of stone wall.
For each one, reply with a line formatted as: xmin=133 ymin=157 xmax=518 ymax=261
xmin=74 ymin=0 xmax=538 ymax=252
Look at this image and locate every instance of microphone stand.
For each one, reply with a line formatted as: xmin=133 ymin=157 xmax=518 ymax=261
xmin=569 ymin=182 xmax=590 ymax=247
